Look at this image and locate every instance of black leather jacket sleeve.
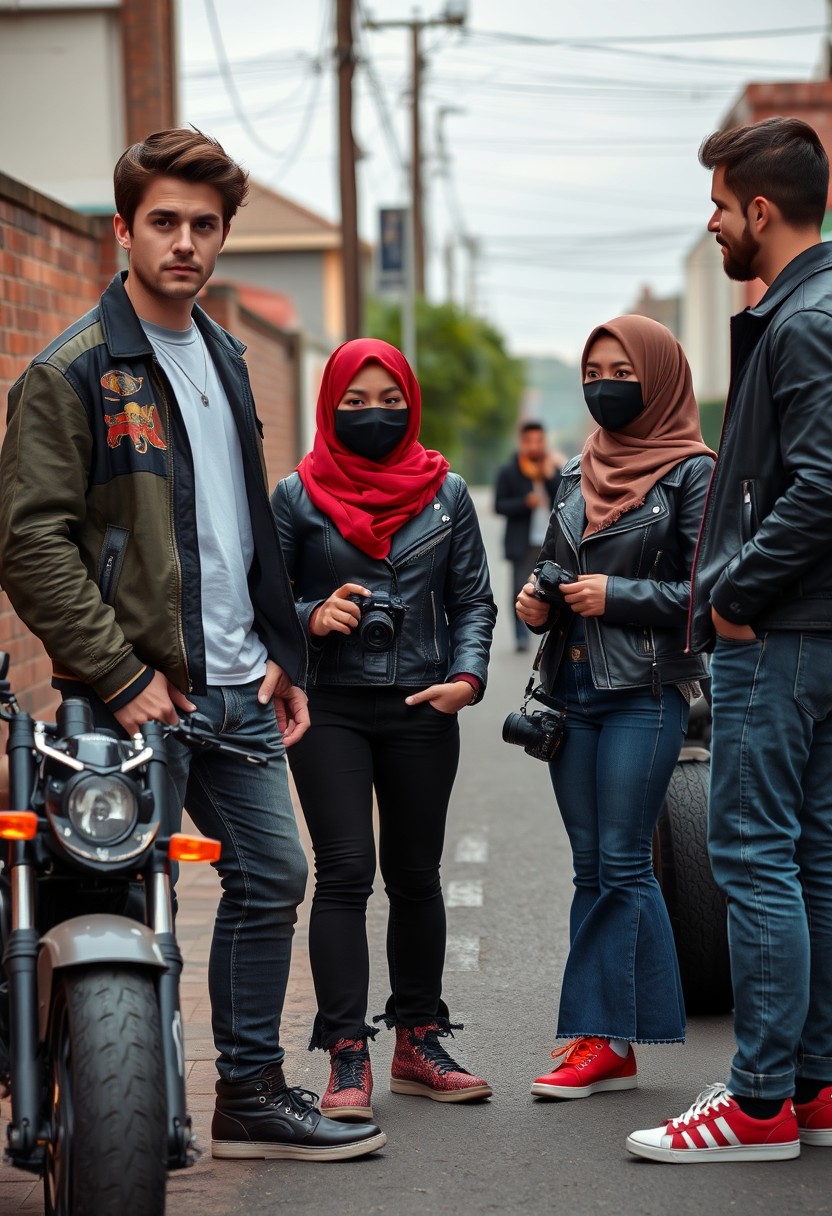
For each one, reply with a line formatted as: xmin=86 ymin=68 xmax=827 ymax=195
xmin=604 ymin=456 xmax=712 ymax=626
xmin=271 ymin=478 xmax=325 ymax=639
xmin=711 ymin=311 xmax=832 ymax=623
xmin=444 ymin=482 xmax=498 ymax=686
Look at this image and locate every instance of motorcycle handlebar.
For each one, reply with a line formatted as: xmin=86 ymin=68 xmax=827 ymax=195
xmin=165 ymin=712 xmax=271 ymax=765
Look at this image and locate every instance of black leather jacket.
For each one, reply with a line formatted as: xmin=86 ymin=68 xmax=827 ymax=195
xmin=690 ymin=243 xmax=832 ymax=652
xmin=532 ymin=454 xmax=713 ymax=693
xmin=272 ymin=472 xmax=496 ymax=698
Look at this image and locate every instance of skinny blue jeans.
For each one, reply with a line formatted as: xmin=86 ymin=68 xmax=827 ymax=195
xmin=709 ymin=632 xmax=832 ymax=1100
xmin=148 ymin=682 xmax=308 ymax=1082
xmin=548 ymin=652 xmax=687 ymax=1043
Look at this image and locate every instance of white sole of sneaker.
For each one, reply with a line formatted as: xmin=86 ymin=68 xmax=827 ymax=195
xmin=625 ymin=1135 xmax=800 ymax=1163
xmin=390 ymin=1078 xmax=493 ymax=1102
xmin=531 ymin=1075 xmax=637 ymax=1100
xmin=799 ymin=1128 xmax=832 ymax=1146
xmin=211 ymin=1130 xmax=387 ymax=1160
xmin=320 ymin=1105 xmax=374 ymax=1121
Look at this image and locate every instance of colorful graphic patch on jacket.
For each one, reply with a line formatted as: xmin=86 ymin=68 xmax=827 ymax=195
xmin=100 ymin=370 xmax=143 ymax=398
xmin=105 ymin=402 xmax=167 ymax=454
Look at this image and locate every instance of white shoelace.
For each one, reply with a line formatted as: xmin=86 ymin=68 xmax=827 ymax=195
xmin=670 ymin=1082 xmax=732 ymax=1128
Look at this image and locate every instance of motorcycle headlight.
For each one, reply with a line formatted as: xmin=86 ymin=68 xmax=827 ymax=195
xmin=65 ymin=775 xmax=138 ymax=845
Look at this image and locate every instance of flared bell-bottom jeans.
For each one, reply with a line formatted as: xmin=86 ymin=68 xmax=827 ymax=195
xmin=548 ymin=651 xmax=688 ymax=1043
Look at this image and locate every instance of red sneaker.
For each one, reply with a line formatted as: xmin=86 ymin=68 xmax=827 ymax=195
xmin=390 ymin=1024 xmax=492 ymax=1103
xmin=796 ymin=1085 xmax=832 ymax=1146
xmin=626 ymin=1084 xmax=800 ymax=1163
xmin=531 ymin=1038 xmax=637 ymax=1099
xmin=320 ymin=1039 xmax=373 ymax=1121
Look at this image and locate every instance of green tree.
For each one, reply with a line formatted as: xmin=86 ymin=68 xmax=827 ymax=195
xmin=366 ymin=297 xmax=524 ymax=483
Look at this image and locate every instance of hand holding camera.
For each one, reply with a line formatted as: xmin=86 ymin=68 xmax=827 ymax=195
xmin=309 ymin=583 xmax=372 ymax=638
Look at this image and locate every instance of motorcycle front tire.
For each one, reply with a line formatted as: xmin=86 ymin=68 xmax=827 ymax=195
xmin=44 ymin=964 xmax=167 ymax=1216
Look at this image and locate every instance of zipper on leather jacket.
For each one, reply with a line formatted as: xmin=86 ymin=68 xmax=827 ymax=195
xmin=430 ymin=590 xmax=440 ymax=660
xmin=399 ymin=527 xmax=452 ymax=567
xmin=742 ymin=480 xmax=752 ymax=540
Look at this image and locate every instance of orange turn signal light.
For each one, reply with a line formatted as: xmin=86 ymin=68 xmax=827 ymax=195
xmin=168 ymin=832 xmax=221 ymax=863
xmin=0 ymin=812 xmax=39 ymax=840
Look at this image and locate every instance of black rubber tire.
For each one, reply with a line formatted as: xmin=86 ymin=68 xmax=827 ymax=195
xmin=654 ymin=760 xmax=734 ymax=1016
xmin=43 ymin=966 xmax=167 ymax=1216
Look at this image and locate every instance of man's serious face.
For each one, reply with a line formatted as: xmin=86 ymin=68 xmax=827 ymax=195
xmin=708 ymin=165 xmax=761 ymax=283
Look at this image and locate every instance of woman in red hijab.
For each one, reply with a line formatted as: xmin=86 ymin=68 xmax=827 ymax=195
xmin=272 ymin=339 xmax=496 ymax=1126
xmin=516 ymin=316 xmax=715 ymax=1103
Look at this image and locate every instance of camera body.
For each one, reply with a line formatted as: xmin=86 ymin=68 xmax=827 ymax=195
xmin=347 ymin=591 xmax=408 ymax=652
xmin=533 ymin=560 xmax=576 ymax=604
xmin=502 ymin=687 xmax=566 ymax=762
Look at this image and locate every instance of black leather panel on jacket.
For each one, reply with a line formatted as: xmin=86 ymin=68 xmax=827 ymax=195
xmin=534 ymin=454 xmax=713 ymax=693
xmin=272 ymin=472 xmax=496 ymax=697
xmin=689 ymin=243 xmax=832 ymax=652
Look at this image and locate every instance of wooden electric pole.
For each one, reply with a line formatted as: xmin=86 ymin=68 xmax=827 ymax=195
xmin=337 ymin=0 xmax=362 ymax=338
xmin=410 ymin=24 xmax=425 ymax=296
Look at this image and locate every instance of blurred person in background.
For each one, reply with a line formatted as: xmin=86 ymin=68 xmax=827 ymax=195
xmin=495 ymin=421 xmax=561 ymax=652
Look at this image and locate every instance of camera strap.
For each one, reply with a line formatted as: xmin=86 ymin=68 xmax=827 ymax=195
xmin=521 ymin=632 xmax=565 ymax=715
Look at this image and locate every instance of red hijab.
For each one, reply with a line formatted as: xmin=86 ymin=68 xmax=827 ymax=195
xmin=296 ymin=339 xmax=450 ymax=559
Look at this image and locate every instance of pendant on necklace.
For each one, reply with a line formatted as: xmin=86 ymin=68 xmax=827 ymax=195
xmin=200 ymin=393 xmax=209 ymax=407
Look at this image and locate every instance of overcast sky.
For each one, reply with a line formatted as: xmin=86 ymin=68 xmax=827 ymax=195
xmin=178 ymin=0 xmax=828 ymax=362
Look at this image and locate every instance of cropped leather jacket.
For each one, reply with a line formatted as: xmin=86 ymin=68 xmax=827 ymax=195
xmin=531 ymin=454 xmax=713 ymax=694
xmin=272 ymin=472 xmax=496 ymax=698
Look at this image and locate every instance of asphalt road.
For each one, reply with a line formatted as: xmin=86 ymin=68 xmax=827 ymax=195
xmin=178 ymin=492 xmax=828 ymax=1216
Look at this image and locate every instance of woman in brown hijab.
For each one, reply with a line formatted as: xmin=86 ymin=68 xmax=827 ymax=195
xmin=515 ymin=315 xmax=715 ymax=1101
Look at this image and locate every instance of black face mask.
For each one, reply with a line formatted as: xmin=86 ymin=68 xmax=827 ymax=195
xmin=335 ymin=408 xmax=409 ymax=461
xmin=583 ymin=380 xmax=645 ymax=431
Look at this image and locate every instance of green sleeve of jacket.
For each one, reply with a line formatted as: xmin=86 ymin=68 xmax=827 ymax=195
xmin=0 ymin=362 xmax=148 ymax=703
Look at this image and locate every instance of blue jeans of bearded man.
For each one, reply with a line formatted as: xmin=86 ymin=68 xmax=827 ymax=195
xmin=548 ymin=648 xmax=688 ymax=1043
xmin=708 ymin=632 xmax=832 ymax=1100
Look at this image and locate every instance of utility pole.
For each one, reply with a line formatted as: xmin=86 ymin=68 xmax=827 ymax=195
xmin=364 ymin=4 xmax=467 ymax=302
xmin=337 ymin=0 xmax=361 ymax=338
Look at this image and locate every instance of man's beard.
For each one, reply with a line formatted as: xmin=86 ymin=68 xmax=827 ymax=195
xmin=719 ymin=224 xmax=760 ymax=282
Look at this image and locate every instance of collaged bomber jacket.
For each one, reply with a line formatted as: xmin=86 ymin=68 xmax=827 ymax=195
xmin=272 ymin=471 xmax=496 ymax=698
xmin=0 ymin=273 xmax=306 ymax=710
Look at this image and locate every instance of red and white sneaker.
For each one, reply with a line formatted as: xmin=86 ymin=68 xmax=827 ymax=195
xmin=531 ymin=1038 xmax=637 ymax=1099
xmin=626 ymin=1083 xmax=800 ymax=1163
xmin=320 ymin=1038 xmax=374 ymax=1121
xmin=796 ymin=1085 xmax=832 ymax=1146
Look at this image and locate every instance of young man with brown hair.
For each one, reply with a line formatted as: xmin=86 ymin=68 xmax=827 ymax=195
xmin=628 ymin=116 xmax=832 ymax=1164
xmin=0 ymin=128 xmax=385 ymax=1160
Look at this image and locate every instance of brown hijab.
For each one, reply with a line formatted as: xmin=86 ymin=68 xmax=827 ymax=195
xmin=579 ymin=315 xmax=715 ymax=534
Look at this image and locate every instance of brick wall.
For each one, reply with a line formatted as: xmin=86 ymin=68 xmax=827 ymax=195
xmin=0 ymin=172 xmax=115 ymax=720
xmin=201 ymin=283 xmax=301 ymax=485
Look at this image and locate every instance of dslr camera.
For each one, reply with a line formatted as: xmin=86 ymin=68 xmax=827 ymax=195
xmin=347 ymin=590 xmax=408 ymax=652
xmin=502 ymin=686 xmax=566 ymax=763
xmin=533 ymin=560 xmax=576 ymax=604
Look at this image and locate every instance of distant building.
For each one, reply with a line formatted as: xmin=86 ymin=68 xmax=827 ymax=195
xmin=682 ymin=80 xmax=832 ymax=403
xmin=628 ymin=284 xmax=681 ymax=338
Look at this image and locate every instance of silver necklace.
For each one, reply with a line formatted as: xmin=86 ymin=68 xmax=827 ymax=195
xmin=161 ymin=329 xmax=210 ymax=407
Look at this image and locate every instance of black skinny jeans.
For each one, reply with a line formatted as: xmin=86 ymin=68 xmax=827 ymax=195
xmin=288 ymin=684 xmax=460 ymax=1050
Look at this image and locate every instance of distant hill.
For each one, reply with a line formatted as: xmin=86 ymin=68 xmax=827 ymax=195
xmin=522 ymin=355 xmax=588 ymax=459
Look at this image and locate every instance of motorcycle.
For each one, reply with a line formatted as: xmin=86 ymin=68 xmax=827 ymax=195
xmin=0 ymin=651 xmax=269 ymax=1215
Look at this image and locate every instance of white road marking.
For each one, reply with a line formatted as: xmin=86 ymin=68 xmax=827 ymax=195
xmin=445 ymin=934 xmax=481 ymax=971
xmin=454 ymin=833 xmax=489 ymax=864
xmin=447 ymin=879 xmax=484 ymax=907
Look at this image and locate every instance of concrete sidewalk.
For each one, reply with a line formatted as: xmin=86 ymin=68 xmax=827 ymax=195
xmin=0 ymin=801 xmax=320 ymax=1214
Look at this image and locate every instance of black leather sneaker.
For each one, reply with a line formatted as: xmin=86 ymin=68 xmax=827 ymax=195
xmin=211 ymin=1062 xmax=387 ymax=1160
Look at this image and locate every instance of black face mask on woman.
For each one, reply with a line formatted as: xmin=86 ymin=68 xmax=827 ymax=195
xmin=583 ymin=380 xmax=645 ymax=432
xmin=335 ymin=408 xmax=409 ymax=461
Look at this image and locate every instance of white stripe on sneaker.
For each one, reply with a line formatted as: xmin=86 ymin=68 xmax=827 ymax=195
xmin=714 ymin=1117 xmax=742 ymax=1146
xmin=697 ymin=1125 xmax=720 ymax=1149
xmin=681 ymin=1131 xmax=697 ymax=1149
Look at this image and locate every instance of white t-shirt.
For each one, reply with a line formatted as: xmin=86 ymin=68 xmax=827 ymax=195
xmin=142 ymin=319 xmax=268 ymax=685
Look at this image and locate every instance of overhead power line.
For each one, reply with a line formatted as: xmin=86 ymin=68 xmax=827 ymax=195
xmin=467 ymin=23 xmax=825 ymax=47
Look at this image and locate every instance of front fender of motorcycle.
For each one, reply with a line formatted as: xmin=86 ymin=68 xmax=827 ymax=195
xmin=37 ymin=915 xmax=166 ymax=1041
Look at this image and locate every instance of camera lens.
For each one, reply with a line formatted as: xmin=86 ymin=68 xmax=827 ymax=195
xmin=359 ymin=609 xmax=396 ymax=652
xmin=502 ymin=712 xmax=540 ymax=748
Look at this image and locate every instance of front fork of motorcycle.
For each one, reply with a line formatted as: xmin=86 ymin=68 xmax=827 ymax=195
xmin=143 ymin=721 xmax=197 ymax=1169
xmin=4 ymin=711 xmax=46 ymax=1166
